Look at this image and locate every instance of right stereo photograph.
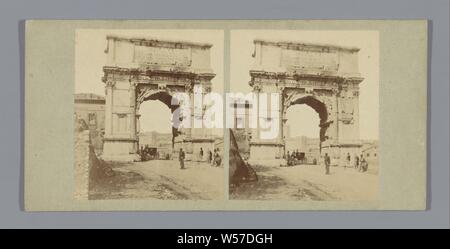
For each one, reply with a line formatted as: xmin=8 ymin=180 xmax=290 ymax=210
xmin=228 ymin=30 xmax=379 ymax=201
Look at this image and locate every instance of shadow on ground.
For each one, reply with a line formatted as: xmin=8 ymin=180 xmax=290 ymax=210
xmin=230 ymin=164 xmax=342 ymax=201
xmin=88 ymin=160 xmax=188 ymax=200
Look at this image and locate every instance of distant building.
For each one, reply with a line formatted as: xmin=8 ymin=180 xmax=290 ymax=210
xmin=361 ymin=140 xmax=378 ymax=160
xmin=74 ymin=93 xmax=106 ymax=152
xmin=138 ymin=131 xmax=173 ymax=159
xmin=74 ymin=93 xmax=105 ymax=131
xmin=285 ymin=136 xmax=320 ymax=164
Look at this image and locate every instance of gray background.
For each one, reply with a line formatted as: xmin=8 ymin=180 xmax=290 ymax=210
xmin=0 ymin=0 xmax=448 ymax=228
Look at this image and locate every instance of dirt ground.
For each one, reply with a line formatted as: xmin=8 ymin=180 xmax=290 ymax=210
xmin=89 ymin=160 xmax=224 ymax=200
xmin=230 ymin=164 xmax=378 ymax=201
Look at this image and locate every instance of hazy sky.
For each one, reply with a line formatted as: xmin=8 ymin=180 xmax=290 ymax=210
xmin=285 ymin=105 xmax=320 ymax=138
xmin=75 ymin=29 xmax=224 ymax=134
xmin=230 ymin=30 xmax=379 ymax=140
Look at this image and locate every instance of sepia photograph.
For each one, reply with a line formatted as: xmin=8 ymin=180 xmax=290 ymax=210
xmin=23 ymin=19 xmax=429 ymax=212
xmin=74 ymin=29 xmax=225 ymax=200
xmin=228 ymin=30 xmax=379 ymax=201
xmin=11 ymin=0 xmax=440 ymax=229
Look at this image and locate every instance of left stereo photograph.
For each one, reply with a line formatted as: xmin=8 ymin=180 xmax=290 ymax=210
xmin=74 ymin=29 xmax=226 ymax=201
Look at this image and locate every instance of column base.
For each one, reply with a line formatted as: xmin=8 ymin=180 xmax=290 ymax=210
xmin=249 ymin=140 xmax=285 ymax=166
xmin=102 ymin=137 xmax=140 ymax=162
xmin=100 ymin=153 xmax=140 ymax=162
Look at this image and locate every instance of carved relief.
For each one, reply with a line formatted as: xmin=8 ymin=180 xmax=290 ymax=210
xmin=184 ymin=82 xmax=193 ymax=93
xmin=282 ymin=89 xmax=298 ymax=110
xmin=158 ymin=83 xmax=167 ymax=91
xmin=339 ymin=93 xmax=355 ymax=124
xmin=305 ymin=87 xmax=314 ymax=95
xmin=135 ymin=85 xmax=173 ymax=111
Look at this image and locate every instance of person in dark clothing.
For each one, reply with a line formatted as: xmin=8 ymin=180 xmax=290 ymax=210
xmin=360 ymin=155 xmax=368 ymax=172
xmin=354 ymin=154 xmax=360 ymax=170
xmin=214 ymin=148 xmax=221 ymax=167
xmin=286 ymin=151 xmax=291 ymax=166
xmin=139 ymin=145 xmax=144 ymax=160
xmin=179 ymin=148 xmax=185 ymax=169
xmin=208 ymin=150 xmax=212 ymax=164
xmin=199 ymin=147 xmax=204 ymax=161
xmin=345 ymin=153 xmax=351 ymax=169
xmin=359 ymin=154 xmax=365 ymax=172
xmin=324 ymin=153 xmax=331 ymax=175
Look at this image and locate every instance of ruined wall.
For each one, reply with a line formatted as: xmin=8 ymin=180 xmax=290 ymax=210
xmin=74 ymin=129 xmax=113 ymax=199
xmin=74 ymin=130 xmax=91 ymax=200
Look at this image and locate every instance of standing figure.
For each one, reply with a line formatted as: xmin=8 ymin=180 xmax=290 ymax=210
xmin=179 ymin=148 xmax=185 ymax=169
xmin=139 ymin=145 xmax=144 ymax=160
xmin=359 ymin=154 xmax=364 ymax=172
xmin=360 ymin=155 xmax=368 ymax=172
xmin=286 ymin=151 xmax=291 ymax=166
xmin=354 ymin=154 xmax=360 ymax=170
xmin=324 ymin=153 xmax=331 ymax=175
xmin=214 ymin=148 xmax=221 ymax=167
xmin=207 ymin=150 xmax=212 ymax=164
xmin=211 ymin=149 xmax=216 ymax=166
xmin=345 ymin=153 xmax=351 ymax=169
xmin=199 ymin=147 xmax=204 ymax=161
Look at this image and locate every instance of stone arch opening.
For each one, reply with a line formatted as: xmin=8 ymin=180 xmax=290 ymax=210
xmin=140 ymin=91 xmax=177 ymax=112
xmin=289 ymin=95 xmax=329 ymax=144
xmin=285 ymin=96 xmax=329 ymax=162
xmin=136 ymin=91 xmax=180 ymax=155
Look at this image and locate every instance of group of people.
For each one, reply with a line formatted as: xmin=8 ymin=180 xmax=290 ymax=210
xmin=285 ymin=150 xmax=306 ymax=166
xmin=178 ymin=147 xmax=222 ymax=170
xmin=323 ymin=152 xmax=369 ymax=175
xmin=199 ymin=147 xmax=222 ymax=167
xmin=139 ymin=145 xmax=158 ymax=161
xmin=344 ymin=153 xmax=369 ymax=172
xmin=211 ymin=148 xmax=222 ymax=167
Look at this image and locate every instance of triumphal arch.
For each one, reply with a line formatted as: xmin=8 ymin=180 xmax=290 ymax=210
xmin=248 ymin=40 xmax=364 ymax=166
xmin=101 ymin=35 xmax=215 ymax=161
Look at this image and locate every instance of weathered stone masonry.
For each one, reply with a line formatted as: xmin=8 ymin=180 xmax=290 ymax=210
xmin=101 ymin=36 xmax=216 ymax=162
xmin=248 ymin=40 xmax=364 ymax=166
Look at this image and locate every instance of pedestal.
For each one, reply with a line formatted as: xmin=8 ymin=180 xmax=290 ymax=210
xmin=248 ymin=140 xmax=286 ymax=166
xmin=101 ymin=137 xmax=140 ymax=162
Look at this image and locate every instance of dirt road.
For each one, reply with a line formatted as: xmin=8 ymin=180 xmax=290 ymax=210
xmin=230 ymin=164 xmax=378 ymax=201
xmin=92 ymin=160 xmax=225 ymax=200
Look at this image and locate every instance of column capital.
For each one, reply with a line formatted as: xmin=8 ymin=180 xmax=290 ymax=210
xmin=332 ymin=87 xmax=341 ymax=96
xmin=105 ymin=80 xmax=116 ymax=88
xmin=251 ymin=82 xmax=263 ymax=93
xmin=129 ymin=81 xmax=138 ymax=89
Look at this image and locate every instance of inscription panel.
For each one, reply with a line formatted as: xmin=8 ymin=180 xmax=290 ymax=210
xmin=134 ymin=45 xmax=191 ymax=66
xmin=281 ymin=49 xmax=338 ymax=71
